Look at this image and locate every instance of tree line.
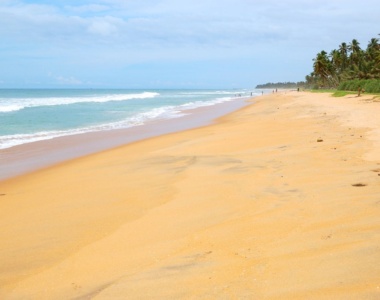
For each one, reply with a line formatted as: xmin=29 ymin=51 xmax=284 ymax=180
xmin=306 ymin=35 xmax=380 ymax=92
xmin=255 ymin=82 xmax=306 ymax=89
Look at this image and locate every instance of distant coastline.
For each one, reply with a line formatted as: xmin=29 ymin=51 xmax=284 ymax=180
xmin=255 ymin=81 xmax=305 ymax=89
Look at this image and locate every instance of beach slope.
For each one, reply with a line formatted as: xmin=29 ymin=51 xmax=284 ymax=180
xmin=1 ymin=91 xmax=380 ymax=299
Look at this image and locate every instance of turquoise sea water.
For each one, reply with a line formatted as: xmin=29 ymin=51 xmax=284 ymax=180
xmin=0 ymin=89 xmax=257 ymax=149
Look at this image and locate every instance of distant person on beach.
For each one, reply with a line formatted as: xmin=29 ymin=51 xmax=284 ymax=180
xmin=262 ymin=91 xmax=263 ymax=95
xmin=358 ymin=86 xmax=364 ymax=96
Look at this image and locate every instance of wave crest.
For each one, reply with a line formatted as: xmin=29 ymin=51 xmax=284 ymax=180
xmin=0 ymin=91 xmax=159 ymax=112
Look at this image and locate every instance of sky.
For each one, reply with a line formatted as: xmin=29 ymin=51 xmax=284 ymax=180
xmin=0 ymin=0 xmax=379 ymax=89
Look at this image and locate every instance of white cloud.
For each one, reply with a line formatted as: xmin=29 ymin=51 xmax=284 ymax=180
xmin=87 ymin=16 xmax=123 ymax=36
xmin=1 ymin=0 xmax=378 ymax=49
xmin=0 ymin=0 xmax=379 ymax=87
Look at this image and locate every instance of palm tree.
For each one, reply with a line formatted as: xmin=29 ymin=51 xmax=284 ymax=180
xmin=338 ymin=42 xmax=348 ymax=70
xmin=348 ymin=39 xmax=363 ymax=71
xmin=313 ymin=51 xmax=337 ymax=87
xmin=366 ymin=38 xmax=379 ymax=53
xmin=305 ymin=73 xmax=317 ymax=88
xmin=308 ymin=36 xmax=380 ymax=91
xmin=330 ymin=49 xmax=343 ymax=83
xmin=366 ymin=38 xmax=380 ymax=75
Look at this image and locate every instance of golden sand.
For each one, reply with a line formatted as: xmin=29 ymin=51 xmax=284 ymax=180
xmin=1 ymin=91 xmax=380 ymax=299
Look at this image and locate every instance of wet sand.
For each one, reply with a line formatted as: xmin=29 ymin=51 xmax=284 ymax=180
xmin=1 ymin=91 xmax=380 ymax=299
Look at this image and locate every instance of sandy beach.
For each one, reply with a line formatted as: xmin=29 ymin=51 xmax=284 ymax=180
xmin=1 ymin=91 xmax=380 ymax=299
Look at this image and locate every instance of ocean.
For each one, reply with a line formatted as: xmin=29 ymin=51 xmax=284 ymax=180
xmin=0 ymin=89 xmax=258 ymax=150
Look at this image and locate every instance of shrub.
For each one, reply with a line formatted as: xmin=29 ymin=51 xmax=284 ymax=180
xmin=338 ymin=79 xmax=380 ymax=93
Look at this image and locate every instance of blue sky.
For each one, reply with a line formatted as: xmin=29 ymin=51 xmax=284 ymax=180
xmin=0 ymin=0 xmax=379 ymax=89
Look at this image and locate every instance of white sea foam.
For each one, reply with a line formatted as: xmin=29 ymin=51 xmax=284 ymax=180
xmin=0 ymin=91 xmax=257 ymax=149
xmin=0 ymin=91 xmax=159 ymax=112
xmin=0 ymin=104 xmax=186 ymax=149
xmin=0 ymin=105 xmax=24 ymax=112
xmin=179 ymin=96 xmax=233 ymax=109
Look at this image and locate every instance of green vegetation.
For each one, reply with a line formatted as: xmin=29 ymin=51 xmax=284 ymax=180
xmin=257 ymin=36 xmax=379 ymax=95
xmin=331 ymin=90 xmax=356 ymax=97
xmin=255 ymin=82 xmax=305 ymax=89
xmin=338 ymin=79 xmax=380 ymax=93
xmin=309 ymin=88 xmax=379 ymax=98
xmin=306 ymin=35 xmax=380 ymax=91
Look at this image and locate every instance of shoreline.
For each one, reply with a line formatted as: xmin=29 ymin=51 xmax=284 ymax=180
xmin=1 ymin=91 xmax=380 ymax=299
xmin=0 ymin=96 xmax=251 ymax=181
